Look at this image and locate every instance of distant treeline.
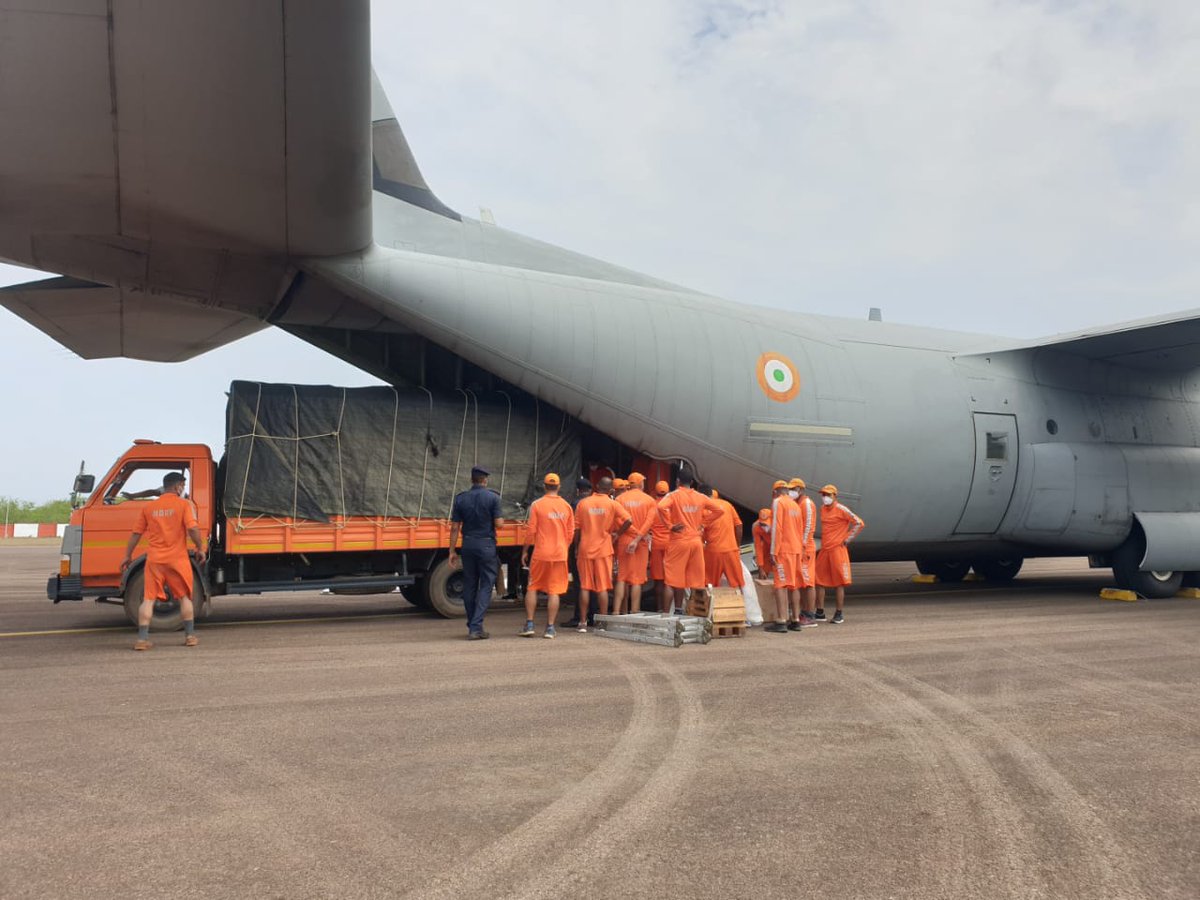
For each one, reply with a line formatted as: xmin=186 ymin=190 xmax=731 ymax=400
xmin=1 ymin=497 xmax=73 ymax=524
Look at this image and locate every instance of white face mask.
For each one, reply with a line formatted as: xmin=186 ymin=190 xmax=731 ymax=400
xmin=788 ymin=489 xmax=799 ymax=499
xmin=822 ymin=495 xmax=834 ymax=507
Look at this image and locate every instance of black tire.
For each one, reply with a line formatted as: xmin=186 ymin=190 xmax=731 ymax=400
xmin=915 ymin=559 xmax=970 ymax=583
xmin=425 ymin=558 xmax=467 ymax=618
xmin=1111 ymin=531 xmax=1182 ymax=599
xmin=122 ymin=565 xmax=205 ymax=632
xmin=400 ymin=581 xmax=430 ymax=609
xmin=972 ymin=557 xmax=1024 ymax=582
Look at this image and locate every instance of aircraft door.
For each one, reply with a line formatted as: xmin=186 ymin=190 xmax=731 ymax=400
xmin=954 ymin=413 xmax=1019 ymax=534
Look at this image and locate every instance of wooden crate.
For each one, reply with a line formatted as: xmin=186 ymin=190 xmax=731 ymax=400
xmin=709 ymin=587 xmax=746 ymax=625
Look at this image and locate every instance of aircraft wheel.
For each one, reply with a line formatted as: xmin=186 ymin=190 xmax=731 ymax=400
xmin=122 ymin=566 xmax=202 ymax=632
xmin=1111 ymin=532 xmax=1182 ymax=599
xmin=425 ymin=558 xmax=467 ymax=618
xmin=972 ymin=557 xmax=1024 ymax=582
xmin=915 ymin=559 xmax=970 ymax=582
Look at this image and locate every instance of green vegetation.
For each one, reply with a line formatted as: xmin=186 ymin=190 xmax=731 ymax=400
xmin=0 ymin=497 xmax=74 ymax=524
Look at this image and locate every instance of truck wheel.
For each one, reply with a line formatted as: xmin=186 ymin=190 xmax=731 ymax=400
xmin=401 ymin=581 xmax=430 ymax=609
xmin=972 ymin=557 xmax=1024 ymax=582
xmin=425 ymin=559 xmax=467 ymax=618
xmin=1111 ymin=531 xmax=1182 ymax=599
xmin=914 ymin=559 xmax=970 ymax=582
xmin=122 ymin=566 xmax=205 ymax=632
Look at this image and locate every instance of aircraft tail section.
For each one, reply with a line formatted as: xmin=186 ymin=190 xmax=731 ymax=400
xmin=371 ymin=72 xmax=460 ymax=221
xmin=970 ymin=308 xmax=1200 ymax=373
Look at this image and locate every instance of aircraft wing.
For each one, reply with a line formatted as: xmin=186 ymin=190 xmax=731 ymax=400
xmin=0 ymin=277 xmax=264 ymax=362
xmin=979 ymin=308 xmax=1200 ymax=373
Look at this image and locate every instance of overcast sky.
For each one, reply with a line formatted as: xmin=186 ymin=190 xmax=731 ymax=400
xmin=2 ymin=1 xmax=1198 ymax=502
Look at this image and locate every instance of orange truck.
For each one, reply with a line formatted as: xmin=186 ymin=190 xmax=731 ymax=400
xmin=48 ymin=382 xmax=585 ymax=630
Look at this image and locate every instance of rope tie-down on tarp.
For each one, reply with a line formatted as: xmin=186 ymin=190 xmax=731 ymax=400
xmin=222 ymin=381 xmax=582 ymax=530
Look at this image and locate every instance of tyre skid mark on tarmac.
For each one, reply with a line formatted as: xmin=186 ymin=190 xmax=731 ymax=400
xmin=822 ymin=649 xmax=1143 ymax=899
xmin=403 ymin=647 xmax=703 ymax=900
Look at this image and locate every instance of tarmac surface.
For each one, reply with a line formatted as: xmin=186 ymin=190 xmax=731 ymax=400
xmin=1 ymin=541 xmax=1197 ymax=899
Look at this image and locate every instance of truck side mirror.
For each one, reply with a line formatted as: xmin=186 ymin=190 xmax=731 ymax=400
xmin=73 ymin=474 xmax=95 ymax=494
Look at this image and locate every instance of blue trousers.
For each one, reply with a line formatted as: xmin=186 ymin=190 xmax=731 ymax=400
xmin=460 ymin=545 xmax=498 ymax=634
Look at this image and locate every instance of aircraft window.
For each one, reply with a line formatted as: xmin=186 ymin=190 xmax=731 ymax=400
xmin=985 ymin=433 xmax=1007 ymax=461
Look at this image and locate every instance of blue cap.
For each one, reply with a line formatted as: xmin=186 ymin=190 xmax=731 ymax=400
xmin=471 ymin=466 xmax=490 ymax=478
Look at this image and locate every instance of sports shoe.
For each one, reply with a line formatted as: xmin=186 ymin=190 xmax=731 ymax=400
xmin=831 ymin=611 xmax=844 ymax=624
xmin=787 ymin=620 xmax=802 ymax=631
xmin=183 ymin=634 xmax=199 ymax=647
xmin=132 ymin=639 xmax=153 ymax=651
xmin=813 ymin=609 xmax=828 ymax=621
xmin=468 ymin=631 xmax=490 ymax=640
xmin=519 ymin=620 xmax=536 ymax=637
xmin=799 ymin=615 xmax=819 ymax=628
xmin=543 ymin=626 xmax=557 ymax=639
xmin=577 ymin=623 xmax=588 ymax=633
xmin=764 ymin=622 xmax=789 ymax=633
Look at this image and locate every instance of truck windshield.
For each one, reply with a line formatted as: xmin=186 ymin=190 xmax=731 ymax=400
xmin=102 ymin=463 xmax=190 ymax=504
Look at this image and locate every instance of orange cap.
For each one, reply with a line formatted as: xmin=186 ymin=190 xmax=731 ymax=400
xmin=758 ymin=508 xmax=771 ymax=521
xmin=788 ymin=477 xmax=806 ymax=490
xmin=819 ymin=484 xmax=838 ymax=495
xmin=655 ymin=480 xmax=670 ymax=494
xmin=772 ymin=479 xmax=788 ymax=490
xmin=544 ymin=473 xmax=560 ymax=486
xmin=627 ymin=472 xmax=646 ymax=484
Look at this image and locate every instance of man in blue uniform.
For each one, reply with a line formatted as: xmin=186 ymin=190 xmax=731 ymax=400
xmin=448 ymin=466 xmax=503 ymax=640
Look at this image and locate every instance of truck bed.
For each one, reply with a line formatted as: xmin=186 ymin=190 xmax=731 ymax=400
xmin=224 ymin=516 xmax=528 ymax=555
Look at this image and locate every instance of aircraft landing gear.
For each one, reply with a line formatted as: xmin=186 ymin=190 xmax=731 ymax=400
xmin=1111 ymin=529 xmax=1182 ymax=599
xmin=915 ymin=559 xmax=970 ymax=582
xmin=972 ymin=557 xmax=1024 ymax=582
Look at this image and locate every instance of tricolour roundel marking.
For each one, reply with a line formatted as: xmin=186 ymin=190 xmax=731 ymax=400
xmin=756 ymin=352 xmax=800 ymax=402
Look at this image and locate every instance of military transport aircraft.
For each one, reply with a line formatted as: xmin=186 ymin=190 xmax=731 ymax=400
xmin=2 ymin=2 xmax=1198 ymax=596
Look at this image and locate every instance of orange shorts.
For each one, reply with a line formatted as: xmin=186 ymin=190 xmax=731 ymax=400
xmin=578 ymin=554 xmax=614 ymax=592
xmin=816 ymin=545 xmax=852 ymax=587
xmin=772 ymin=552 xmax=801 ymax=590
xmin=616 ymin=535 xmax=650 ymax=586
xmin=664 ymin=539 xmax=706 ymax=590
xmin=705 ymin=549 xmax=745 ymax=588
xmin=528 ymin=558 xmax=569 ymax=595
xmin=650 ymin=546 xmax=667 ymax=581
xmin=798 ymin=546 xmax=816 ymax=589
xmin=144 ymin=559 xmax=193 ymax=602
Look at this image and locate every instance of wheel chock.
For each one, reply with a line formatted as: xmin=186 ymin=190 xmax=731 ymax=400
xmin=1099 ymin=588 xmax=1138 ymax=602
xmin=964 ymin=572 xmax=985 ymax=582
xmin=1175 ymin=588 xmax=1200 ymax=599
xmin=911 ymin=574 xmax=939 ymax=584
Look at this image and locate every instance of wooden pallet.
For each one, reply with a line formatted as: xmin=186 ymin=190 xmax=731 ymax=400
xmin=711 ymin=623 xmax=746 ymax=638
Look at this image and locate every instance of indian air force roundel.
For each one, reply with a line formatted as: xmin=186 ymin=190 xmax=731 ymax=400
xmin=756 ymin=352 xmax=800 ymax=402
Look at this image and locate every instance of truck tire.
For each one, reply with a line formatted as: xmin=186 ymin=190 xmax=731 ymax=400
xmin=122 ymin=565 xmax=206 ymax=632
xmin=425 ymin=558 xmax=467 ymax=618
xmin=401 ymin=581 xmax=430 ymax=609
xmin=972 ymin=557 xmax=1024 ymax=582
xmin=914 ymin=559 xmax=970 ymax=582
xmin=1111 ymin=529 xmax=1182 ymax=599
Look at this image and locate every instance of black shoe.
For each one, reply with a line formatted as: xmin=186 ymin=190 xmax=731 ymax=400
xmin=813 ymin=609 xmax=827 ymax=621
xmin=764 ymin=622 xmax=789 ymax=633
xmin=787 ymin=620 xmax=802 ymax=631
xmin=467 ymin=630 xmax=490 ymax=640
xmin=831 ymin=611 xmax=844 ymax=624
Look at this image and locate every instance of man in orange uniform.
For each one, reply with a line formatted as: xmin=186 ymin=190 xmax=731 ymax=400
xmin=118 ymin=472 xmax=206 ymax=651
xmin=656 ymin=470 xmax=723 ymax=615
xmin=790 ymin=477 xmax=820 ymax=628
xmin=815 ymin=484 xmax=865 ymax=624
xmin=752 ymin=509 xmax=772 ymax=577
xmin=700 ymin=484 xmax=744 ymax=589
xmin=649 ymin=480 xmax=673 ymax=613
xmin=520 ymin=473 xmax=576 ymax=639
xmin=767 ymin=479 xmax=801 ymax=633
xmin=574 ymin=475 xmax=632 ymax=631
xmin=613 ymin=472 xmax=656 ymax=615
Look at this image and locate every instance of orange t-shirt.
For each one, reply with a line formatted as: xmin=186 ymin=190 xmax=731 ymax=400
xmin=752 ymin=521 xmax=772 ymax=568
xmin=702 ymin=498 xmax=741 ymax=553
xmin=134 ymin=493 xmax=199 ymax=564
xmin=798 ymin=495 xmax=818 ymax=548
xmin=657 ymin=487 xmax=722 ymax=543
xmin=770 ymin=495 xmax=803 ymax=555
xmin=576 ymin=493 xmax=631 ymax=559
xmin=820 ymin=501 xmax=865 ymax=549
xmin=526 ymin=494 xmax=575 ymax=561
xmin=617 ymin=488 xmax=658 ymax=539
